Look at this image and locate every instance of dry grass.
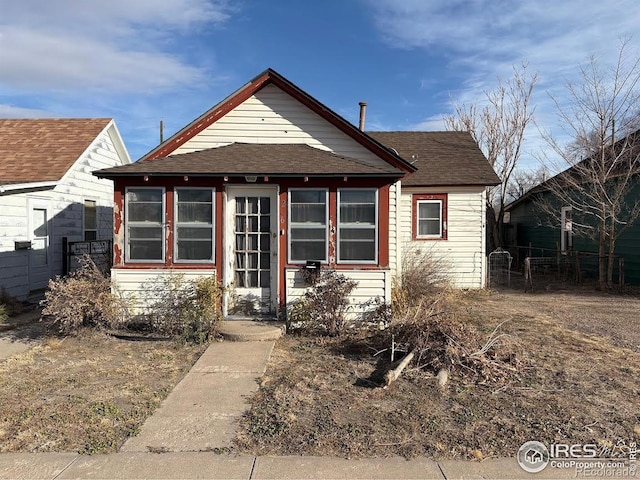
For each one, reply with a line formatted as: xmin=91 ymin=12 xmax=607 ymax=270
xmin=235 ymin=288 xmax=640 ymax=460
xmin=0 ymin=330 xmax=205 ymax=453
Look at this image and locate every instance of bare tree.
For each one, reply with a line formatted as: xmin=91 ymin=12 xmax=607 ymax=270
xmin=506 ymin=165 xmax=550 ymax=204
xmin=445 ymin=63 xmax=537 ymax=250
xmin=540 ymin=40 xmax=640 ymax=289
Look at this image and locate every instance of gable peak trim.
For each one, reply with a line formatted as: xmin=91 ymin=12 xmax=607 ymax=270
xmin=139 ymin=69 xmax=415 ymax=173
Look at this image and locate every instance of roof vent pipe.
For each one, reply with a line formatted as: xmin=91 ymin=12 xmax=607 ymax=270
xmin=358 ymin=101 xmax=367 ymax=131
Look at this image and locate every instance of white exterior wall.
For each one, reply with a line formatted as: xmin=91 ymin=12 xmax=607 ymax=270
xmin=111 ymin=268 xmax=217 ymax=315
xmin=0 ymin=123 xmax=129 ymax=299
xmin=399 ymin=186 xmax=487 ymax=288
xmin=172 ymin=84 xmax=390 ymax=169
xmin=168 ymin=84 xmax=402 ymax=313
xmin=388 ymin=180 xmax=400 ymax=277
xmin=0 ymin=194 xmax=30 ymax=297
xmin=285 ymin=268 xmax=390 ymax=320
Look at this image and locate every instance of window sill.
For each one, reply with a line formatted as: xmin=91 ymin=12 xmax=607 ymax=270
xmin=413 ymin=236 xmax=448 ymax=241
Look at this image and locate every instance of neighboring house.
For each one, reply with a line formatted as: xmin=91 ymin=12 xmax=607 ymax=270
xmin=95 ymin=69 xmax=499 ymax=317
xmin=505 ymin=147 xmax=640 ymax=285
xmin=0 ymin=119 xmax=131 ymax=300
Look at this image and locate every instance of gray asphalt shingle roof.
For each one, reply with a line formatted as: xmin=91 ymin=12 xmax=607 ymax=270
xmin=367 ymin=131 xmax=500 ymax=186
xmin=95 ymin=143 xmax=403 ymax=177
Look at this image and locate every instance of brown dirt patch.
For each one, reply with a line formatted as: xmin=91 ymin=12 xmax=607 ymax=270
xmin=235 ymin=288 xmax=640 ymax=460
xmin=0 ymin=330 xmax=205 ymax=453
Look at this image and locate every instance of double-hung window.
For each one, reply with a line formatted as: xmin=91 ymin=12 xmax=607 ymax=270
xmin=84 ymin=199 xmax=97 ymax=241
xmin=413 ymin=194 xmax=447 ymax=240
xmin=289 ymin=189 xmax=328 ymax=262
xmin=175 ymin=188 xmax=215 ymax=262
xmin=126 ymin=187 xmax=164 ymax=261
xmin=338 ymin=189 xmax=377 ymax=263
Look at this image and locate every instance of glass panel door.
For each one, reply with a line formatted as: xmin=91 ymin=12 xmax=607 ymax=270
xmin=234 ymin=196 xmax=271 ymax=288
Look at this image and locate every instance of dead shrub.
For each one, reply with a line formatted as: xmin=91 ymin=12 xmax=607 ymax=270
xmin=41 ymin=256 xmax=129 ymax=334
xmin=0 ymin=304 xmax=7 ymax=323
xmin=145 ymin=273 xmax=224 ymax=344
xmin=287 ymin=269 xmax=357 ymax=336
xmin=392 ymin=248 xmax=451 ymax=316
xmin=370 ymin=294 xmax=522 ymax=385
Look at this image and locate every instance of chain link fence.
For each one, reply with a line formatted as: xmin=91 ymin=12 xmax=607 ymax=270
xmin=488 ymin=248 xmax=512 ymax=289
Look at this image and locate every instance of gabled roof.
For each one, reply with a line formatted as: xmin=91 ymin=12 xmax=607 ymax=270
xmin=0 ymin=118 xmax=112 ymax=185
xmin=139 ymin=68 xmax=416 ymax=174
xmin=367 ymin=131 xmax=501 ymax=187
xmin=96 ymin=143 xmax=403 ymax=178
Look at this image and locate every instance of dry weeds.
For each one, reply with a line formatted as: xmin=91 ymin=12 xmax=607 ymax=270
xmin=0 ymin=330 xmax=205 ymax=453
xmin=235 ymin=288 xmax=640 ymax=460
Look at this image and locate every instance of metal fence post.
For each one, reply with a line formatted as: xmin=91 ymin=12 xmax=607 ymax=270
xmin=62 ymin=236 xmax=68 ymax=276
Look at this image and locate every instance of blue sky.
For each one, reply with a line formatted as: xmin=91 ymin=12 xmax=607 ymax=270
xmin=1 ymin=0 xmax=640 ymax=170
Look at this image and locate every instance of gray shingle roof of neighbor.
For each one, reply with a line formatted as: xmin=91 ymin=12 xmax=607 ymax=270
xmin=95 ymin=143 xmax=404 ymax=178
xmin=367 ymin=131 xmax=501 ymax=186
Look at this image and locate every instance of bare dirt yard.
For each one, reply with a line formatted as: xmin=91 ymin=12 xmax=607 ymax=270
xmin=235 ymin=287 xmax=640 ymax=460
xmin=0 ymin=330 xmax=205 ymax=453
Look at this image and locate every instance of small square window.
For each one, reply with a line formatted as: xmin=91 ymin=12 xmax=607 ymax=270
xmin=413 ymin=194 xmax=447 ymax=240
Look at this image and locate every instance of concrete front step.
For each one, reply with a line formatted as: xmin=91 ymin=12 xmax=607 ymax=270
xmin=218 ymin=320 xmax=284 ymax=341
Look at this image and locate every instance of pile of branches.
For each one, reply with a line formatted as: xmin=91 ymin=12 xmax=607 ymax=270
xmin=368 ymin=296 xmax=522 ymax=387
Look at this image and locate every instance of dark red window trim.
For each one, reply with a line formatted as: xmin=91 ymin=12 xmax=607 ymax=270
xmin=412 ymin=193 xmax=448 ymax=241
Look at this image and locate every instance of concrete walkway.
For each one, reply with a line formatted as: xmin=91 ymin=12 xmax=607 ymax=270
xmin=0 ymin=452 xmax=582 ymax=479
xmin=0 ymin=329 xmax=618 ymax=479
xmin=121 ymin=340 xmax=275 ymax=452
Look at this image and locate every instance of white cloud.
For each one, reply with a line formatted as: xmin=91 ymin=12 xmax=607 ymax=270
xmin=367 ymin=0 xmax=640 ymax=171
xmin=0 ymin=28 xmax=207 ymax=92
xmin=0 ymin=0 xmax=233 ymax=93
xmin=0 ymin=104 xmax=55 ymax=117
xmin=411 ymin=114 xmax=446 ymax=132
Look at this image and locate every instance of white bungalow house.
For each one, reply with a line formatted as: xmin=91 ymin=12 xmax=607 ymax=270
xmin=0 ymin=118 xmax=131 ymax=300
xmin=95 ymin=69 xmax=499 ymax=317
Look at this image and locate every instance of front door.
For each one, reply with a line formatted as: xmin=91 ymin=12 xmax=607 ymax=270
xmin=225 ymin=187 xmax=278 ymax=315
xmin=28 ymin=200 xmax=51 ymax=291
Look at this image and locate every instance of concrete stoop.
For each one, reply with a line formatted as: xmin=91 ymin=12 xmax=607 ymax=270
xmin=219 ymin=320 xmax=284 ymax=342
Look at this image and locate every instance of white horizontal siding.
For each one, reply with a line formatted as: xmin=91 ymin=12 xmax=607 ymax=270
xmin=0 ymin=123 xmax=128 ymax=300
xmin=388 ymin=181 xmax=399 ymax=277
xmin=172 ymin=84 xmax=389 ymax=169
xmin=112 ymin=268 xmax=217 ymax=315
xmin=49 ymin=126 xmax=126 ymax=276
xmin=0 ymin=193 xmax=30 ymax=298
xmin=285 ymin=268 xmax=390 ymax=319
xmin=399 ymin=187 xmax=487 ymax=288
xmin=0 ymin=194 xmax=28 ymax=249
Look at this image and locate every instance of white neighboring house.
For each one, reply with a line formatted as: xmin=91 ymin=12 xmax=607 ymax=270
xmin=94 ymin=69 xmax=499 ymax=317
xmin=0 ymin=119 xmax=131 ymax=300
